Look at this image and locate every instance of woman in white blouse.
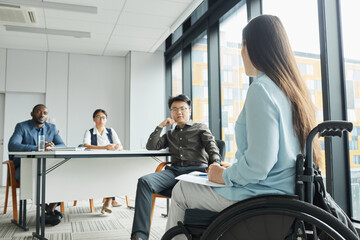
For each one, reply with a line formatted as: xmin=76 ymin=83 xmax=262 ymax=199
xmin=83 ymin=109 xmax=123 ymax=214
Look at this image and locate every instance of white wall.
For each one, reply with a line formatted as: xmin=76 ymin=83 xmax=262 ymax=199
xmin=0 ymin=49 xmax=5 ymax=92
xmin=6 ymin=49 xmax=47 ymax=93
xmin=125 ymin=52 xmax=131 ymax=150
xmin=128 ymin=51 xmax=166 ymax=149
xmin=46 ymin=52 xmax=69 ymax=142
xmin=0 ymin=48 xmax=166 ymax=186
xmin=67 ymin=54 xmax=126 ymax=146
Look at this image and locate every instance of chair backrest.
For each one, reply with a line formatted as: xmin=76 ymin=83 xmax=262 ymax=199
xmin=215 ymin=139 xmax=226 ymax=160
xmin=3 ymin=160 xmax=20 ymax=187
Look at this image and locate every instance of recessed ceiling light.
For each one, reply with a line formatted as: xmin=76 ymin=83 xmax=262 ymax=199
xmin=5 ymin=25 xmax=91 ymax=38
xmin=0 ymin=0 xmax=97 ymax=14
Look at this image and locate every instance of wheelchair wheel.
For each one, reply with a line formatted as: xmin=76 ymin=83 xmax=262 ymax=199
xmin=201 ymin=195 xmax=358 ymax=240
xmin=162 ymin=224 xmax=206 ymax=240
xmin=162 ymin=226 xmax=187 ymax=240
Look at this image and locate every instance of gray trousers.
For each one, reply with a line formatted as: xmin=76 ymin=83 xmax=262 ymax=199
xmin=165 ymin=181 xmax=236 ymax=240
xmin=131 ymin=165 xmax=207 ymax=240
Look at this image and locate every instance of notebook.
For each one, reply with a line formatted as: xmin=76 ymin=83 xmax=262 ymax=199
xmin=48 ymin=146 xmax=86 ymax=151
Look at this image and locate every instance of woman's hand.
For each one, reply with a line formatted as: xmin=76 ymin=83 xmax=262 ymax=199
xmin=114 ymin=144 xmax=123 ymax=151
xmin=105 ymin=144 xmax=115 ymax=150
xmin=208 ymin=164 xmax=225 ymax=184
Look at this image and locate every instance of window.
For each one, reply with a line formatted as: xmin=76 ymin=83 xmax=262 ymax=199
xmin=191 ymin=32 xmax=209 ymax=125
xmin=219 ymin=2 xmax=248 ymax=162
xmin=340 ymin=0 xmax=360 ymax=221
xmin=172 ymin=52 xmax=182 ymax=96
xmin=263 ymin=0 xmax=324 ymax=168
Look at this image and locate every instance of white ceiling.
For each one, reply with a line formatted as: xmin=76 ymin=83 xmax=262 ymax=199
xmin=0 ymin=0 xmax=203 ymax=56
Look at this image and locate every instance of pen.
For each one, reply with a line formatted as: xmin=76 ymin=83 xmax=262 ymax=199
xmin=195 ymin=173 xmax=207 ymax=176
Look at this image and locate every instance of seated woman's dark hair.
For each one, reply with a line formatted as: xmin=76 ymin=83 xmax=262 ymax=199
xmin=93 ymin=109 xmax=107 ymax=118
xmin=242 ymin=14 xmax=321 ymax=166
xmin=168 ymin=94 xmax=191 ymax=109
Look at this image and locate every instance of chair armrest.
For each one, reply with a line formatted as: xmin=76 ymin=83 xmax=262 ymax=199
xmin=155 ymin=162 xmax=171 ymax=172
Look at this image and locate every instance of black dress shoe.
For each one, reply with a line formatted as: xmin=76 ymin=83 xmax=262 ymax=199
xmin=53 ymin=210 xmax=64 ymax=219
xmin=41 ymin=212 xmax=61 ymax=226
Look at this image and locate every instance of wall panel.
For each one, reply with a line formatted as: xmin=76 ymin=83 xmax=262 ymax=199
xmin=46 ymin=52 xmax=69 ymax=143
xmin=6 ymin=49 xmax=46 ymax=93
xmin=67 ymin=54 xmax=126 ymax=146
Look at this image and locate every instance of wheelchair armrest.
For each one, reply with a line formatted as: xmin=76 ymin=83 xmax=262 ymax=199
xmin=155 ymin=161 xmax=172 ymax=172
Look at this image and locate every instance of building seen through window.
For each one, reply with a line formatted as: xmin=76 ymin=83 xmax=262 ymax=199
xmin=191 ymin=33 xmax=209 ymax=126
xmin=219 ymin=2 xmax=248 ymax=162
xmin=263 ymin=0 xmax=324 ymax=165
xmin=172 ymin=52 xmax=182 ymax=97
xmin=340 ymin=0 xmax=360 ymax=221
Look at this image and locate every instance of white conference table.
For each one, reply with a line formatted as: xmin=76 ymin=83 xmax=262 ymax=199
xmin=9 ymin=149 xmax=171 ymax=240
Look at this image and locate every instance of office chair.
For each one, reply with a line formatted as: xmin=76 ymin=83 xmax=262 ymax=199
xmin=150 ymin=139 xmax=227 ymax=225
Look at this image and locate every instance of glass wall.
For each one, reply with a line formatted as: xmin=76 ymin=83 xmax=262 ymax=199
xmin=340 ymin=0 xmax=360 ymax=221
xmin=191 ymin=33 xmax=209 ymax=125
xmin=219 ymin=3 xmax=248 ymax=162
xmin=263 ymin=0 xmax=325 ymax=168
xmin=172 ymin=52 xmax=182 ymax=96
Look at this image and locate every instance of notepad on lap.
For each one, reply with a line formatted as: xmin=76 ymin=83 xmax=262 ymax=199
xmin=175 ymin=171 xmax=226 ymax=187
xmin=48 ymin=146 xmax=86 ymax=151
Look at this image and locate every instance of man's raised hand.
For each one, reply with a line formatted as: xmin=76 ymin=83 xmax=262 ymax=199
xmin=158 ymin=118 xmax=175 ymax=128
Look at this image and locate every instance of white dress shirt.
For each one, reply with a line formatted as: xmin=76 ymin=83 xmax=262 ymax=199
xmin=83 ymin=127 xmax=121 ymax=146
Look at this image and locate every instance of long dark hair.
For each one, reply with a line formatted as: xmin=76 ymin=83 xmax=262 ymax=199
xmin=243 ymin=15 xmax=321 ymax=166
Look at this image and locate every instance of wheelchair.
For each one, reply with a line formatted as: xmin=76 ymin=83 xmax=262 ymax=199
xmin=162 ymin=121 xmax=359 ymax=240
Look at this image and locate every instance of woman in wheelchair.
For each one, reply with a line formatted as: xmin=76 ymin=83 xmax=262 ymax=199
xmin=165 ymin=14 xmax=324 ymax=238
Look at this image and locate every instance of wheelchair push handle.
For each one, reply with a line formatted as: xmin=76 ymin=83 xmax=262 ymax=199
xmin=302 ymin=120 xmax=352 ymax=204
xmin=305 ymin=120 xmax=353 ymax=161
xmin=316 ymin=121 xmax=353 ymax=138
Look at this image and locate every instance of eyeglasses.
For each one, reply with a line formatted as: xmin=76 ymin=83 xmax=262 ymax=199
xmin=170 ymin=107 xmax=189 ymax=113
xmin=95 ymin=116 xmax=106 ymax=120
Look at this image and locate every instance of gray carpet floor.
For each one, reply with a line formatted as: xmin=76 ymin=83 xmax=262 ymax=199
xmin=0 ymin=187 xmax=168 ymax=239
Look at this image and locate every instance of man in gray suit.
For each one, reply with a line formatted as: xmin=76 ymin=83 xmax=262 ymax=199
xmin=8 ymin=104 xmax=66 ymax=226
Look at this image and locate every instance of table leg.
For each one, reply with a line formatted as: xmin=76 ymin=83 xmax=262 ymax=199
xmin=11 ymin=199 xmax=29 ymax=231
xmin=32 ymin=157 xmax=48 ymax=240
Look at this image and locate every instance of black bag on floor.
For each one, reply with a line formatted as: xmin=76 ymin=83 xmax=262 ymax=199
xmin=313 ymin=167 xmax=359 ymax=238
